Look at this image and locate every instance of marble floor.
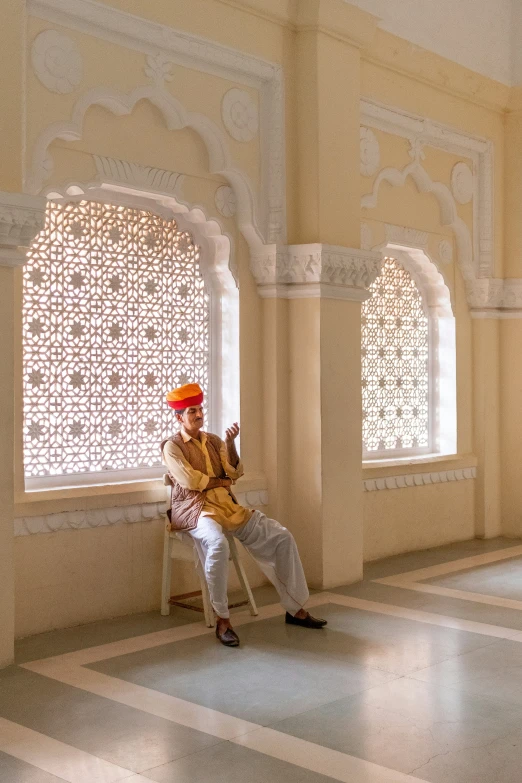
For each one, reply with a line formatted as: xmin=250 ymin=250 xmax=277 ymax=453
xmin=3 ymin=538 xmax=522 ymax=782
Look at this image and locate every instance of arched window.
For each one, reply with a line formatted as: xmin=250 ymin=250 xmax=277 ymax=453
xmin=362 ymin=253 xmax=456 ymax=459
xmin=23 ymin=199 xmax=213 ymax=489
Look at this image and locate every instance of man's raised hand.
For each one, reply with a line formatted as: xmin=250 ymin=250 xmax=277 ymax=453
xmin=225 ymin=422 xmax=240 ymax=443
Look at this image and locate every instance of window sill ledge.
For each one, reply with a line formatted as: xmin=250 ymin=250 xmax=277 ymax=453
xmin=15 ymin=472 xmax=268 ymax=515
xmin=362 ymin=453 xmax=477 ymax=480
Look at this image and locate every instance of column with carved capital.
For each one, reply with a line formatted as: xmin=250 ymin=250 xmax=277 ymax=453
xmin=0 ymin=188 xmax=46 ymax=667
xmin=252 ymin=242 xmax=381 ymax=587
xmin=273 ymin=0 xmax=377 ymax=588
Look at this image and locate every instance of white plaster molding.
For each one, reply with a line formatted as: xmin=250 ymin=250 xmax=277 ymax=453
xmin=438 ymin=239 xmax=453 ymax=264
xmin=251 ymin=244 xmax=382 ymax=299
xmin=362 ymin=160 xmax=474 ymax=287
xmin=384 ymin=224 xmax=428 ymax=249
xmin=222 ymin=88 xmax=258 ymax=143
xmin=26 ymin=84 xmax=267 ymax=262
xmin=27 ymin=0 xmax=286 ymax=244
xmin=93 ymin=155 xmax=184 ymax=196
xmin=360 ymin=127 xmax=380 ymax=176
xmin=360 ymin=223 xmax=373 ymax=251
xmin=31 ymin=29 xmax=83 ymax=94
xmin=14 ymin=490 xmax=268 ymax=536
xmin=360 ymin=98 xmax=493 ymax=278
xmin=215 ymin=185 xmax=237 ymax=218
xmin=364 ymin=467 xmax=476 ymax=492
xmin=451 ymin=162 xmax=474 ymax=205
xmin=0 ymin=192 xmax=46 ymax=268
xmin=465 ymin=278 xmax=504 ymax=310
xmin=385 ymin=246 xmax=453 ymax=318
xmin=144 ymin=52 xmax=174 ymax=85
xmin=467 ymin=277 xmax=522 ymax=317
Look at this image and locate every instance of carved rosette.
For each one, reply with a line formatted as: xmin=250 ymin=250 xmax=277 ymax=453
xmin=31 ymin=30 xmax=83 ymax=94
xmin=215 ymin=185 xmax=237 ymax=217
xmin=0 ymin=192 xmax=46 ymax=268
xmin=221 ymin=88 xmax=259 ymax=142
xmin=251 ymin=244 xmax=382 ymax=300
xmin=451 ymin=162 xmax=474 ymax=205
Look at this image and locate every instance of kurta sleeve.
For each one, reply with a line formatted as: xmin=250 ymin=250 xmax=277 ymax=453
xmin=162 ymin=440 xmax=209 ymax=492
xmin=219 ymin=441 xmax=244 ymax=482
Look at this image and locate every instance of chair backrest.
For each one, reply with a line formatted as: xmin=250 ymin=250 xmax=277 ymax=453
xmin=163 ymin=473 xmax=173 ymax=506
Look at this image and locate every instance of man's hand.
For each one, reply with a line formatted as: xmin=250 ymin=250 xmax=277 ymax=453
xmin=225 ymin=422 xmax=240 ymax=444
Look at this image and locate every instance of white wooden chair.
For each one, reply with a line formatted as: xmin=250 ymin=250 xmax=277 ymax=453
xmin=161 ymin=474 xmax=258 ymax=626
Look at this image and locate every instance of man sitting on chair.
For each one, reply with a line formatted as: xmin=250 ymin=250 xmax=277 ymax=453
xmin=161 ymin=383 xmax=326 ymax=647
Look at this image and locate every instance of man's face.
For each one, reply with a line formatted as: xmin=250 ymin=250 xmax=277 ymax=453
xmin=177 ymin=405 xmax=204 ymax=431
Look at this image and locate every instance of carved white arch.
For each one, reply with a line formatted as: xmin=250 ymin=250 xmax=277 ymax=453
xmin=362 ymin=161 xmax=474 ymax=283
xmin=27 ymin=84 xmax=266 ymax=255
xmin=35 ymin=182 xmax=239 ymax=477
xmin=382 ymin=244 xmax=453 ymax=318
xmin=369 ymin=241 xmax=457 ymax=457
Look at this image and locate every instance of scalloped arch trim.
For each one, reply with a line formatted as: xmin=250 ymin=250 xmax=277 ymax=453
xmin=362 ymin=161 xmax=474 ymax=282
xmin=27 ymin=84 xmax=265 ymax=252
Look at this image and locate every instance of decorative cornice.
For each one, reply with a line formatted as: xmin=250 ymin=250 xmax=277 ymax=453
xmin=468 ymin=278 xmax=522 ymax=318
xmin=0 ymin=192 xmax=46 ymax=268
xmin=251 ymin=244 xmax=382 ymax=300
xmin=364 ymin=467 xmax=476 ymax=492
xmin=27 ymin=0 xmax=286 ymax=244
xmin=14 ymin=490 xmax=268 ymax=536
xmin=93 ymin=155 xmax=184 ymax=196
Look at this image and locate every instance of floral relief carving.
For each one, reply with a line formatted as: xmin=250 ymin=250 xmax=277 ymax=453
xmin=221 ymin=88 xmax=259 ymax=142
xmin=144 ymin=52 xmax=174 ymax=84
xmin=215 ymin=185 xmax=237 ymax=218
xmin=451 ymin=162 xmax=474 ymax=205
xmin=251 ymin=244 xmax=382 ymax=292
xmin=360 ymin=127 xmax=380 ymax=177
xmin=31 ymin=30 xmax=83 ymax=94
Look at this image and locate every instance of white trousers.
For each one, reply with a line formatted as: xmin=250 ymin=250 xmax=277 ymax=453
xmin=188 ymin=510 xmax=309 ymax=619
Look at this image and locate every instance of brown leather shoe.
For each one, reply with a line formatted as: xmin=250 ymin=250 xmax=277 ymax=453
xmin=215 ymin=624 xmax=240 ymax=647
xmin=285 ymin=612 xmax=327 ymax=629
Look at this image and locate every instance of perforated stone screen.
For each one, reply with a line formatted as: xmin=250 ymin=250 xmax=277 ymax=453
xmin=23 ymin=200 xmax=210 ymax=480
xmin=362 ymin=256 xmax=430 ymax=455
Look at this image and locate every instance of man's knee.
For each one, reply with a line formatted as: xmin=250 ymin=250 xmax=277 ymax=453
xmin=207 ymin=534 xmax=230 ymax=561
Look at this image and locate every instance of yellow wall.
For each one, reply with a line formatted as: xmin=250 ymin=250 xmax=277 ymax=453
xmin=5 ymin=0 xmax=520 ymax=638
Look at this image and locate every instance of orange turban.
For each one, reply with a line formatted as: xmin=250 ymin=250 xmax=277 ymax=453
xmin=166 ymin=383 xmax=203 ymax=410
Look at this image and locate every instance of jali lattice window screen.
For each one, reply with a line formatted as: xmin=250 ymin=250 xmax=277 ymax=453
xmin=362 ymin=256 xmax=430 ymax=456
xmin=23 ymin=200 xmax=210 ymax=482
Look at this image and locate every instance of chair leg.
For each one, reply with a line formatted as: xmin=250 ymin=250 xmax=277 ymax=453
xmin=196 ymin=559 xmax=215 ymax=627
xmin=161 ymin=529 xmax=173 ymax=616
xmin=229 ymin=538 xmax=258 ymax=616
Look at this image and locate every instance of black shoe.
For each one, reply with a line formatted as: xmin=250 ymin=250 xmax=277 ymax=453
xmin=285 ymin=612 xmax=327 ymax=629
xmin=216 ymin=624 xmax=240 ymax=647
